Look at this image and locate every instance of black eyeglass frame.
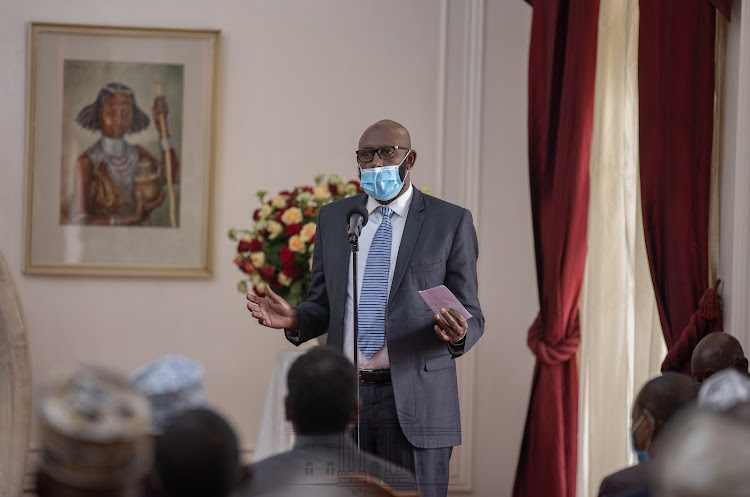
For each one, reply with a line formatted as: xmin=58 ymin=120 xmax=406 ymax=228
xmin=355 ymin=145 xmax=411 ymax=163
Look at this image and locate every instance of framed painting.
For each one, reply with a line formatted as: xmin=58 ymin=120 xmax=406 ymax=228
xmin=24 ymin=23 xmax=219 ymax=277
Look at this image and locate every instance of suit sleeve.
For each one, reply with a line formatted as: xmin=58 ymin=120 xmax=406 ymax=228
xmin=445 ymin=208 xmax=484 ymax=356
xmin=286 ymin=206 xmax=331 ymax=345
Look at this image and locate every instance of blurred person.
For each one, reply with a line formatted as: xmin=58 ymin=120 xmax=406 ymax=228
xmin=697 ymin=368 xmax=750 ymax=411
xmin=34 ymin=366 xmax=153 ymax=497
xmin=239 ymin=346 xmax=417 ymax=497
xmin=152 ymin=407 xmax=242 ymax=497
xmin=131 ymin=354 xmax=207 ymax=433
xmin=131 ymin=355 xmax=213 ymax=497
xmin=691 ymin=331 xmax=749 ymax=384
xmin=651 ymin=408 xmax=750 ymax=497
xmin=597 ymin=373 xmax=698 ymax=497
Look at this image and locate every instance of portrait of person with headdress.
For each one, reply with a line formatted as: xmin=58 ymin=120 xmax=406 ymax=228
xmin=62 ymin=80 xmax=181 ymax=227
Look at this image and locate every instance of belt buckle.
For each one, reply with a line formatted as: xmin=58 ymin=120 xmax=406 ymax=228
xmin=359 ymin=370 xmax=376 ymax=384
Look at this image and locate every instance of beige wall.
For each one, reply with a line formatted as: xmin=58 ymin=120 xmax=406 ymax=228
xmin=0 ymin=0 xmax=536 ymax=494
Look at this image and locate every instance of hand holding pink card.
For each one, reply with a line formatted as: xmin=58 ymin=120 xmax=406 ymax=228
xmin=418 ymin=285 xmax=473 ymax=320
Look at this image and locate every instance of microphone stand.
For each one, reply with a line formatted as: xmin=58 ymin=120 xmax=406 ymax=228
xmin=350 ymin=235 xmax=361 ymax=450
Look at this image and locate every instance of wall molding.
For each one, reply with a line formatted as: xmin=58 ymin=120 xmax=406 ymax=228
xmin=438 ymin=0 xmax=485 ymax=493
xmin=729 ymin=0 xmax=750 ymax=349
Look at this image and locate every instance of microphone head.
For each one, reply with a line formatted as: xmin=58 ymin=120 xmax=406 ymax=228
xmin=346 ymin=204 xmax=368 ymax=227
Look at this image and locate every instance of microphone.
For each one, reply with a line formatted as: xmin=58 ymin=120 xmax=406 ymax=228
xmin=346 ymin=204 xmax=369 ymax=244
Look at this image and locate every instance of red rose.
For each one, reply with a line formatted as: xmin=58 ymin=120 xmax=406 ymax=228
xmin=280 ymin=246 xmax=295 ymax=265
xmin=239 ymin=259 xmax=254 ymax=274
xmin=303 ymin=206 xmax=315 ymax=216
xmin=348 ymin=180 xmax=359 ymax=186
xmin=270 ymin=276 xmax=282 ymax=290
xmin=253 ymin=209 xmax=261 ymax=221
xmin=254 ymin=286 xmax=265 ymax=297
xmin=302 ymin=186 xmax=313 ymax=193
xmin=276 ymin=210 xmax=285 ymax=222
xmin=309 ymin=235 xmax=315 ymax=245
xmin=286 ymin=223 xmax=302 ymax=236
xmin=237 ymin=240 xmax=252 ymax=253
xmin=249 ymin=238 xmax=263 ymax=252
xmin=329 ymin=183 xmax=339 ymax=196
xmin=282 ymin=264 xmax=298 ymax=278
xmin=280 ymin=190 xmax=291 ymax=196
xmin=260 ymin=266 xmax=275 ymax=281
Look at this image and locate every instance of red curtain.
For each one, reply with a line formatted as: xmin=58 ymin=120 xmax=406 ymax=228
xmin=638 ymin=0 xmax=728 ymax=375
xmin=512 ymin=2 xmax=600 ymax=496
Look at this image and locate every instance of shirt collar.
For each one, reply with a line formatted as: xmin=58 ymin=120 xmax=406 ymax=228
xmin=366 ymin=184 xmax=413 ymax=218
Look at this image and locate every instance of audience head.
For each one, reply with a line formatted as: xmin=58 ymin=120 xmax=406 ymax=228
xmin=285 ymin=346 xmax=357 ymax=434
xmin=631 ymin=372 xmax=698 ymax=458
xmin=652 ymin=408 xmax=750 ymax=497
xmin=131 ymin=354 xmax=206 ymax=433
xmin=154 ymin=407 xmax=240 ymax=497
xmin=697 ymin=368 xmax=750 ymax=411
xmin=691 ymin=332 xmax=748 ymax=384
xmin=35 ymin=366 xmax=153 ymax=497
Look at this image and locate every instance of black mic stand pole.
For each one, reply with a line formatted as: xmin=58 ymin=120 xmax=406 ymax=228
xmin=350 ymin=236 xmax=361 ymax=450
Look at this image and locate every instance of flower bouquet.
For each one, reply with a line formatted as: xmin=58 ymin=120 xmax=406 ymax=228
xmin=229 ymin=174 xmax=364 ymax=307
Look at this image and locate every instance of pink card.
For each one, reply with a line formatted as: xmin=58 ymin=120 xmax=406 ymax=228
xmin=418 ymin=285 xmax=473 ymax=320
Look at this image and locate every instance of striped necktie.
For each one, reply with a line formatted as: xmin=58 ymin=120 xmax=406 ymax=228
xmin=358 ymin=206 xmax=393 ymax=358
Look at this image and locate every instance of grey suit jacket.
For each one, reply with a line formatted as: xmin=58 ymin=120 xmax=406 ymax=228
xmin=240 ymin=434 xmax=417 ymax=497
xmin=286 ymin=189 xmax=485 ymax=448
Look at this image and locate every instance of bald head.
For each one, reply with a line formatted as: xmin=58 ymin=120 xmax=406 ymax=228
xmin=634 ymin=373 xmax=698 ymax=434
xmin=692 ymin=332 xmax=748 ymax=384
xmin=358 ymin=120 xmax=411 ymax=149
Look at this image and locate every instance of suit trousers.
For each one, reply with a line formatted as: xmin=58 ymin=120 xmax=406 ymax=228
xmin=355 ymin=382 xmax=453 ymax=497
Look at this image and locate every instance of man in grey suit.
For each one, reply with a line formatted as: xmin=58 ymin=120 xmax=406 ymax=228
xmin=247 ymin=119 xmax=484 ymax=497
xmin=240 ymin=346 xmax=417 ymax=497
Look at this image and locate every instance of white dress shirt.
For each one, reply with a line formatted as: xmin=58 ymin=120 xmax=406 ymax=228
xmin=343 ymin=184 xmax=414 ymax=370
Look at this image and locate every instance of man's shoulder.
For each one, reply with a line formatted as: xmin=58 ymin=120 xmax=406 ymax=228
xmin=319 ymin=194 xmax=367 ymax=217
xmin=416 ymin=189 xmax=468 ymax=213
xmin=598 ymin=463 xmax=650 ymax=497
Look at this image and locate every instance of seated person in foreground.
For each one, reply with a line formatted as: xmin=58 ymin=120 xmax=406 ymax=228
xmin=651 ymin=408 xmax=750 ymax=497
xmin=239 ymin=346 xmax=418 ymax=497
xmin=597 ymin=372 xmax=698 ymax=497
xmin=152 ymin=407 xmax=243 ymax=497
xmin=34 ymin=366 xmax=154 ymax=497
xmin=691 ymin=331 xmax=749 ymax=384
xmin=697 ymin=368 xmax=750 ymax=411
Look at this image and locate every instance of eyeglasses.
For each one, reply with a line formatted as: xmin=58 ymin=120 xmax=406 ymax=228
xmin=355 ymin=145 xmax=410 ymax=163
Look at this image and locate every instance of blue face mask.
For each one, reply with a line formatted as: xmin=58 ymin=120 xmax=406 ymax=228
xmin=359 ymin=151 xmax=410 ymax=202
xmin=630 ymin=413 xmax=652 ymax=464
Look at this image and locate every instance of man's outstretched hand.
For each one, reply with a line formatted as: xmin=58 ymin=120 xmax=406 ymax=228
xmin=246 ymin=286 xmax=299 ymax=330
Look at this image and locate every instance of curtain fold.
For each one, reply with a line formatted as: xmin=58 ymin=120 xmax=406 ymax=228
xmin=512 ymin=1 xmax=600 ymax=496
xmin=577 ymin=2 xmax=665 ymax=495
xmin=638 ymin=0 xmax=725 ymax=375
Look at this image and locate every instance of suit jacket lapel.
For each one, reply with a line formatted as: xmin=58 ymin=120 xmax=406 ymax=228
xmin=388 ymin=189 xmax=425 ymax=307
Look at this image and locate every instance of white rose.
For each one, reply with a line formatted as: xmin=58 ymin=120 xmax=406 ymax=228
xmin=313 ymin=185 xmax=331 ymax=201
xmin=278 ymin=272 xmax=293 ymax=287
xmin=289 ymin=235 xmax=306 ymax=254
xmin=250 ymin=251 xmax=265 ymax=268
xmin=281 ymin=207 xmax=303 ymax=225
xmin=267 ymin=220 xmax=284 ymax=240
xmin=300 ymin=222 xmax=317 ymax=242
xmin=259 ymin=204 xmax=273 ymax=219
xmin=271 ymin=195 xmax=287 ymax=209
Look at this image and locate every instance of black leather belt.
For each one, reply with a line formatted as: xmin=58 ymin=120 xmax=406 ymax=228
xmin=359 ymin=369 xmax=391 ymax=384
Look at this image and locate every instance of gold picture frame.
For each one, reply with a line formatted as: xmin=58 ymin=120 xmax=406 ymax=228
xmin=24 ymin=23 xmax=219 ymax=277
